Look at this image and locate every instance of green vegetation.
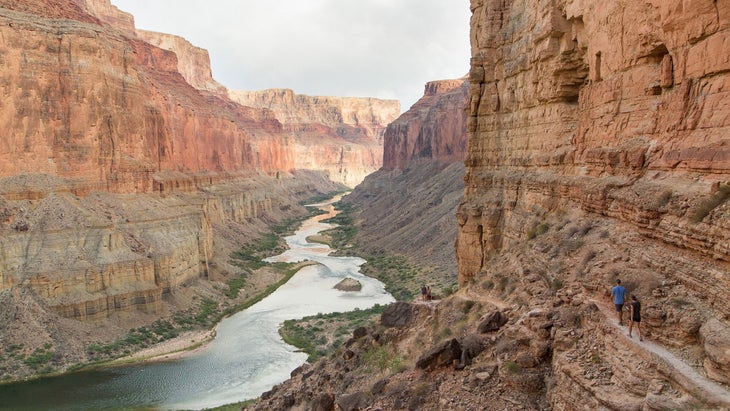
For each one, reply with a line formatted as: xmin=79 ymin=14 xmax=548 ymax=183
xmin=321 ymin=201 xmax=359 ymax=249
xmin=504 ymin=361 xmax=521 ymax=374
xmin=23 ymin=347 xmax=54 ymax=371
xmin=690 ymin=185 xmax=730 ymax=223
xmin=361 ymin=345 xmax=406 ymax=374
xmin=527 ymin=222 xmax=550 ymax=239
xmin=319 ymin=200 xmax=456 ymax=302
xmin=279 ymin=305 xmax=385 ymax=362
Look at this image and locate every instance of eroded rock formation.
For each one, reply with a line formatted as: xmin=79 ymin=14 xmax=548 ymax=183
xmin=137 ymin=30 xmax=227 ymax=95
xmin=0 ymin=0 xmax=376 ymax=378
xmin=382 ymin=78 xmax=468 ymax=170
xmin=346 ymin=78 xmax=468 ymax=285
xmin=230 ymin=89 xmax=400 ymax=187
xmin=458 ymin=0 xmax=730 ymax=406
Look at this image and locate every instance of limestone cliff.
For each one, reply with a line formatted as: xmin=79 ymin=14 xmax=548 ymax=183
xmin=0 ymin=5 xmax=293 ymax=194
xmin=0 ymin=0 xmax=350 ymax=379
xmin=230 ymin=89 xmax=400 ymax=187
xmin=80 ymin=0 xmax=135 ymax=34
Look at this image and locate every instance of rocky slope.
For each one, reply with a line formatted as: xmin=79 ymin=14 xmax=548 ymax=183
xmin=243 ymin=1 xmax=730 ymax=410
xmin=230 ymin=89 xmax=400 ymax=187
xmin=345 ymin=78 xmax=469 ymax=286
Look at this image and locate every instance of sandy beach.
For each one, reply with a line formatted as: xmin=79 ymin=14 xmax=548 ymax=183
xmin=119 ymin=328 xmax=218 ymax=363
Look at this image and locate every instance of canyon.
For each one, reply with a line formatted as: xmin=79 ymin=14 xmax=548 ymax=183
xmin=247 ymin=1 xmax=730 ymax=410
xmin=1 ymin=0 xmax=729 ymax=410
xmin=0 ymin=0 xmax=396 ymax=379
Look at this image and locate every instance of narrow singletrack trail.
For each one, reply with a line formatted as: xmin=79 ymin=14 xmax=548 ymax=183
xmin=593 ymin=299 xmax=730 ymax=408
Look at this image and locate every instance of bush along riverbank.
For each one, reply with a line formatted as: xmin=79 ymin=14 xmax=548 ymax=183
xmin=275 ymin=199 xmax=458 ymax=364
xmin=279 ymin=305 xmax=386 ymax=362
xmin=321 ymin=200 xmax=458 ymax=301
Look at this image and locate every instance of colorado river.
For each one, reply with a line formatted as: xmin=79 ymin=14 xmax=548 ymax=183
xmin=0 ymin=200 xmax=394 ymax=410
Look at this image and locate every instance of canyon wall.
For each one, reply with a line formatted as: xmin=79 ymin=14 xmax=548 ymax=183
xmin=347 ymin=78 xmax=469 ymax=284
xmin=0 ymin=4 xmax=294 ymax=195
xmin=458 ymin=0 xmax=730 ymax=406
xmin=136 ymin=30 xmax=227 ymax=95
xmin=230 ymin=89 xmax=400 ymax=187
xmin=382 ymin=79 xmax=468 ymax=170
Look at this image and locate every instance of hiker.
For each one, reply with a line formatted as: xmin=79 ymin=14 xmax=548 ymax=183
xmin=611 ymin=279 xmax=627 ymax=325
xmin=421 ymin=285 xmax=427 ymax=301
xmin=426 ymin=285 xmax=432 ymax=301
xmin=628 ymin=295 xmax=643 ymax=341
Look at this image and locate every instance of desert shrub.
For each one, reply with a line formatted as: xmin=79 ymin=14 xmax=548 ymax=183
xmin=362 ymin=346 xmax=405 ymax=373
xmin=690 ymin=185 xmax=730 ymax=223
xmin=551 ymin=278 xmax=564 ymax=291
xmin=527 ymin=222 xmax=550 ymax=239
xmin=582 ymin=249 xmax=597 ymax=266
xmin=504 ymin=361 xmax=521 ymax=374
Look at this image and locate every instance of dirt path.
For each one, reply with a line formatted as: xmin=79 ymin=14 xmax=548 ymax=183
xmin=592 ymin=299 xmax=730 ymax=408
xmin=461 ymin=285 xmax=510 ymax=310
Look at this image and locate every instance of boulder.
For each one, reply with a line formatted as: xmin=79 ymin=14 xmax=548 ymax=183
xmin=336 ymin=392 xmax=363 ymax=411
xmin=381 ymin=302 xmax=414 ymax=327
xmin=700 ymin=319 xmax=730 ymax=385
xmin=311 ymin=392 xmax=335 ymax=411
xmin=416 ymin=338 xmax=462 ymax=370
xmin=477 ymin=310 xmax=508 ymax=333
xmin=334 ymin=278 xmax=362 ymax=292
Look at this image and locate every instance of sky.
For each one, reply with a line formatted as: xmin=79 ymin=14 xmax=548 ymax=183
xmin=111 ymin=0 xmax=471 ymax=111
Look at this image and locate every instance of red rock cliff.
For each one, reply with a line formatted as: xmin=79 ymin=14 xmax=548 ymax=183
xmin=382 ymin=78 xmax=468 ymax=170
xmin=137 ymin=30 xmax=227 ymax=95
xmin=458 ymin=0 xmax=730 ymax=404
xmin=0 ymin=2 xmax=293 ymax=194
xmin=230 ymin=89 xmax=400 ymax=187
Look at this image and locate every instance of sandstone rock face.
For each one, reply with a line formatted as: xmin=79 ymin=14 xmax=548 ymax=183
xmin=137 ymin=30 xmax=227 ymax=95
xmin=230 ymin=89 xmax=400 ymax=187
xmin=80 ymin=0 xmax=135 ymax=34
xmin=0 ymin=171 xmax=339 ymax=321
xmin=0 ymin=5 xmax=294 ymax=194
xmin=345 ymin=78 xmax=469 ymax=285
xmin=382 ymin=79 xmax=468 ymax=170
xmin=0 ymin=0 xmax=367 ymax=376
xmin=460 ymin=0 xmax=730 ymax=398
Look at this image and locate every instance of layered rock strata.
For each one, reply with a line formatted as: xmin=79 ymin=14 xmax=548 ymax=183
xmin=382 ymin=79 xmax=468 ymax=170
xmin=230 ymin=89 xmax=401 ymax=187
xmin=0 ymin=171 xmax=339 ymax=320
xmin=137 ymin=30 xmax=227 ymax=95
xmin=459 ymin=0 xmax=730 ymax=401
xmin=346 ymin=78 xmax=469 ymax=284
xmin=0 ymin=0 xmax=369 ymax=377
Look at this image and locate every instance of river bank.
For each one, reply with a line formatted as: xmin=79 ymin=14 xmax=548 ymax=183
xmin=0 ymin=194 xmax=394 ymax=410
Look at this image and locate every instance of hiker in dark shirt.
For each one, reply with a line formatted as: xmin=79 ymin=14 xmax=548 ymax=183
xmin=627 ymin=295 xmax=643 ymax=341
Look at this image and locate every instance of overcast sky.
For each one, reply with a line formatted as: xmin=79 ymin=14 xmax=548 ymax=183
xmin=112 ymin=0 xmax=471 ymax=111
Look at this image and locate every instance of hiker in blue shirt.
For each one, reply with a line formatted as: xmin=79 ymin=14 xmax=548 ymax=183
xmin=611 ymin=279 xmax=627 ymax=325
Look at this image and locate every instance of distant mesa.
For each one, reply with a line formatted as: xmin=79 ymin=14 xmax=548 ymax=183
xmin=333 ymin=278 xmax=362 ymax=292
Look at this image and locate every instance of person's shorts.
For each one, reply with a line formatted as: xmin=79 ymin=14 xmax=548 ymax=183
xmin=615 ymin=303 xmax=624 ymax=312
xmin=632 ymin=317 xmax=641 ymax=323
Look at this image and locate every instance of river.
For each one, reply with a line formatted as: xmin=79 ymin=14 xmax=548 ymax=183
xmin=0 ymin=200 xmax=394 ymax=410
